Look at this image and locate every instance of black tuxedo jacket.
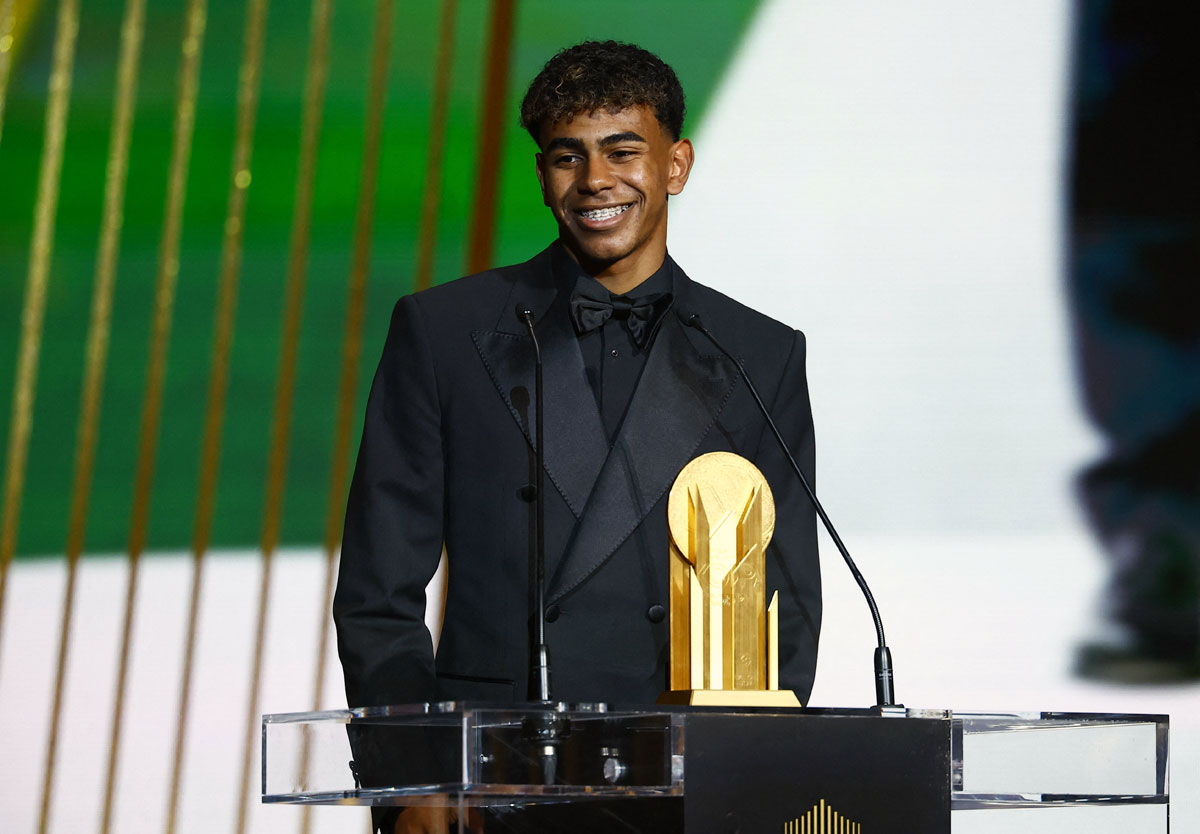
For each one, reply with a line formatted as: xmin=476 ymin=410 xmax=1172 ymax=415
xmin=334 ymin=244 xmax=821 ymax=709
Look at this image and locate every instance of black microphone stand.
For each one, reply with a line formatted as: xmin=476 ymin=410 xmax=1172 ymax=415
xmin=685 ymin=314 xmax=897 ymax=708
xmin=517 ymin=307 xmax=569 ymax=783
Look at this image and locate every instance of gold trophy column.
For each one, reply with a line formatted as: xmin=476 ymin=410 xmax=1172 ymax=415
xmin=660 ymin=452 xmax=801 ymax=707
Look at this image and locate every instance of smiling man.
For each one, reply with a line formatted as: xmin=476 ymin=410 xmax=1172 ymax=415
xmin=531 ymin=103 xmax=690 ymax=292
xmin=334 ymin=41 xmax=821 ymax=832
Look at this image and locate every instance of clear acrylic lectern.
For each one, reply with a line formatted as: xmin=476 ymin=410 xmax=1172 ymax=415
xmin=263 ymin=704 xmax=1168 ymax=833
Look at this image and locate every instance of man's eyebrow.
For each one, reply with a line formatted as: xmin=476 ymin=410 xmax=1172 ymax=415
xmin=544 ymin=136 xmax=585 ymax=152
xmin=599 ymin=131 xmax=646 ymax=147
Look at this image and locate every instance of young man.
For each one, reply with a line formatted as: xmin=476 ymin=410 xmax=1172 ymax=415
xmin=335 ymin=35 xmax=820 ymax=753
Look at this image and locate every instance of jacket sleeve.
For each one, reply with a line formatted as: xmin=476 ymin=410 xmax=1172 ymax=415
xmin=754 ymin=329 xmax=822 ymax=704
xmin=334 ymin=294 xmax=446 ymax=708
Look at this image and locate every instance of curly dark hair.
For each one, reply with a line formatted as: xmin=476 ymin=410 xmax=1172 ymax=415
xmin=520 ymin=40 xmax=686 ymax=145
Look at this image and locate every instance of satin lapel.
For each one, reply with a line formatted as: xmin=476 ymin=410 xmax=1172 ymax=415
xmin=546 ymin=310 xmax=740 ymax=603
xmin=472 ymin=269 xmax=608 ymax=520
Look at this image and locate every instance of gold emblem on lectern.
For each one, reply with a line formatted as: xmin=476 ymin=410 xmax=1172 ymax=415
xmin=658 ymin=452 xmax=801 ymax=707
xmin=784 ymin=799 xmax=861 ymax=833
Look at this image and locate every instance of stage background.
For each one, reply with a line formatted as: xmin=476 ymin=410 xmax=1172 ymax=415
xmin=1 ymin=1 xmax=1193 ymax=832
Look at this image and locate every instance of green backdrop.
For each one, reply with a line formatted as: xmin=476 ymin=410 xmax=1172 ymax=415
xmin=0 ymin=0 xmax=761 ymax=558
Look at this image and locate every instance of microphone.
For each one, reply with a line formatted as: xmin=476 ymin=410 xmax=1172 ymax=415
xmin=683 ymin=312 xmax=898 ymax=708
xmin=516 ymin=305 xmax=551 ymax=704
xmin=516 ymin=304 xmax=568 ymax=785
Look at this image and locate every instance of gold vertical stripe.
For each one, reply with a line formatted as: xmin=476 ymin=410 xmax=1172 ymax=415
xmin=299 ymin=3 xmax=392 ymax=830
xmin=689 ymin=487 xmax=713 ymax=688
xmin=235 ymin=1 xmax=334 ymax=831
xmin=0 ymin=0 xmax=16 ymax=145
xmin=36 ymin=1 xmax=144 ymax=832
xmin=64 ymin=0 xmax=146 ymax=563
xmin=0 ymin=0 xmax=78 ymax=673
xmin=164 ymin=3 xmax=270 ymax=834
xmin=412 ymin=0 xmax=457 ymax=292
xmin=191 ymin=0 xmax=270 ymax=562
xmin=465 ymin=0 xmax=515 ymax=274
xmin=668 ymin=541 xmax=691 ymax=690
xmin=23 ymin=0 xmax=79 ymax=826
xmin=99 ymin=3 xmax=208 ymax=834
xmin=322 ymin=0 xmax=389 ymax=565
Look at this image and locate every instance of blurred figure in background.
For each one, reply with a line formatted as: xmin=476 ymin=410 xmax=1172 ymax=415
xmin=1070 ymin=0 xmax=1200 ymax=682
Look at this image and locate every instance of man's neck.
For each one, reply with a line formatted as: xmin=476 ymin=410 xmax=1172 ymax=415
xmin=564 ymin=246 xmax=668 ymax=296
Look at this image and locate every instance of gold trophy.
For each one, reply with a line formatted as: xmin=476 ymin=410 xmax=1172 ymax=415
xmin=658 ymin=452 xmax=801 ymax=707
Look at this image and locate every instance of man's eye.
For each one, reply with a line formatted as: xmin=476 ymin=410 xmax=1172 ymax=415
xmin=554 ymin=154 xmax=581 ymax=166
xmin=610 ymin=150 xmax=636 ymax=160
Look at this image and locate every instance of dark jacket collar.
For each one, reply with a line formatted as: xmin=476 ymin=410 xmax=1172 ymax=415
xmin=472 ymin=243 xmax=738 ymax=600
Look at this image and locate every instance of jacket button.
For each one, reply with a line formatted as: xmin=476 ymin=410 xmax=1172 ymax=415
xmin=545 ymin=604 xmax=560 ymax=622
xmin=518 ymin=484 xmax=537 ymax=502
xmin=646 ymin=604 xmax=666 ymax=623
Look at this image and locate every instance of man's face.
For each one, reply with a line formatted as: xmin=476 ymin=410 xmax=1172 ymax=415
xmin=535 ymin=105 xmax=693 ymax=284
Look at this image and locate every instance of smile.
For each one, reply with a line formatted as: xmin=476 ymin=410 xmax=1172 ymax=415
xmin=578 ymin=204 xmax=632 ymax=222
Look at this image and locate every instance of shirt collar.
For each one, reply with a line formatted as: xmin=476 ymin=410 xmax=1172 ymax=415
xmin=550 ymin=243 xmax=675 ymax=304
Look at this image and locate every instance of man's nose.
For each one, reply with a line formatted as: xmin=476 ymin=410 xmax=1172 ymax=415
xmin=579 ymin=157 xmax=615 ymax=193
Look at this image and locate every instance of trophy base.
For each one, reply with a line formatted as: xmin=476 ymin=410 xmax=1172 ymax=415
xmin=656 ymin=688 xmax=802 ymax=708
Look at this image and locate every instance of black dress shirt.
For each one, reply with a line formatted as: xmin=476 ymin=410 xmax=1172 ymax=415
xmin=558 ymin=256 xmax=674 ymax=441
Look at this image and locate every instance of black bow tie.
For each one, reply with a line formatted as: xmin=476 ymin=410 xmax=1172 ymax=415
xmin=569 ymin=292 xmax=669 ymax=348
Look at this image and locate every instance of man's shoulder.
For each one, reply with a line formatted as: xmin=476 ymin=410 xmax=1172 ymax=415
xmin=410 ymin=258 xmax=535 ymax=304
xmin=403 ymin=249 xmax=549 ymax=320
xmin=682 ymin=273 xmax=800 ymax=347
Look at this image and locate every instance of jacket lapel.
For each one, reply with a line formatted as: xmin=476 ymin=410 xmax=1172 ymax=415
xmin=472 ymin=249 xmax=609 ymax=519
xmin=546 ymin=271 xmax=740 ymax=603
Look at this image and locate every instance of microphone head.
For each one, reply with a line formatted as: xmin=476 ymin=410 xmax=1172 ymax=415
xmin=683 ymin=312 xmax=703 ymax=329
xmin=515 ymin=304 xmax=535 ymax=323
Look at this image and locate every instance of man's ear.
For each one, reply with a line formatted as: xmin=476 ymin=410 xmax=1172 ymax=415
xmin=667 ymin=138 xmax=694 ymax=196
xmin=535 ymin=153 xmax=549 ymax=207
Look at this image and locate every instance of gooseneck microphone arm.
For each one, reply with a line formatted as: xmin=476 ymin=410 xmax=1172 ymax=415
xmin=684 ymin=313 xmax=897 ymax=708
xmin=517 ymin=306 xmax=552 ymax=704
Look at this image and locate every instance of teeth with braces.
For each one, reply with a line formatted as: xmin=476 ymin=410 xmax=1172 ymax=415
xmin=580 ymin=205 xmax=630 ymax=221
